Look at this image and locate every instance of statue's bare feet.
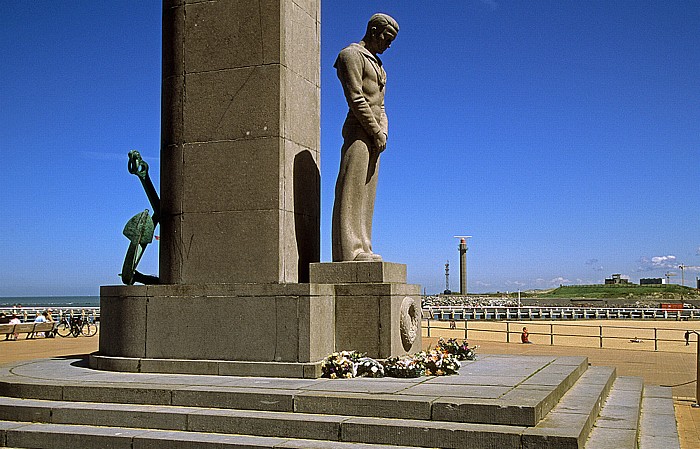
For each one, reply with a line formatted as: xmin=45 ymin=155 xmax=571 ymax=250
xmin=353 ymin=253 xmax=382 ymax=262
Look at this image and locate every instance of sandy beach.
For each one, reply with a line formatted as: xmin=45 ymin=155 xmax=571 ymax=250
xmin=0 ymin=333 xmax=98 ymax=365
xmin=424 ymin=318 xmax=698 ymax=352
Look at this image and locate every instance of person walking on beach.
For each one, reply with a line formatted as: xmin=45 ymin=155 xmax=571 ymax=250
xmin=521 ymin=327 xmax=532 ymax=344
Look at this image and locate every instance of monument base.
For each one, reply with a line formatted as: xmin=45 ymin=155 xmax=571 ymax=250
xmin=93 ymin=262 xmax=421 ymax=378
xmin=310 ymin=261 xmax=422 ymax=357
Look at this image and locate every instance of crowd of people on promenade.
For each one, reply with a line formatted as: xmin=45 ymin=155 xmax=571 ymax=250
xmin=1 ymin=309 xmax=55 ymax=340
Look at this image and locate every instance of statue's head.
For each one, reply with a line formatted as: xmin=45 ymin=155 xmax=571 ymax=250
xmin=363 ymin=13 xmax=399 ymax=54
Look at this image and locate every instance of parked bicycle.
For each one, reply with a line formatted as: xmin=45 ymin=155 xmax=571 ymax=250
xmin=56 ymin=315 xmax=98 ymax=337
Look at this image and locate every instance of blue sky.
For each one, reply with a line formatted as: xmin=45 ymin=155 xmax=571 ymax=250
xmin=1 ymin=1 xmax=698 ymax=296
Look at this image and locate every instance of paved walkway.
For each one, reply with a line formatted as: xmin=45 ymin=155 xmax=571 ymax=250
xmin=1 ymin=334 xmax=697 ymax=447
xmin=0 ymin=334 xmax=98 ymax=365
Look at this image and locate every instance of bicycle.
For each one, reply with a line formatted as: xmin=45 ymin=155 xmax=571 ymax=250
xmin=56 ymin=315 xmax=98 ymax=337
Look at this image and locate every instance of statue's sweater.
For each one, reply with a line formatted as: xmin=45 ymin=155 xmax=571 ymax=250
xmin=334 ymin=43 xmax=388 ymax=139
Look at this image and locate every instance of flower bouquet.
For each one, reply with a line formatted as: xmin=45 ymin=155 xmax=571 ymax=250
xmin=417 ymin=349 xmax=461 ymax=376
xmin=436 ymin=337 xmax=478 ymax=361
xmin=355 ymin=357 xmax=385 ymax=378
xmin=382 ymin=355 xmax=425 ymax=378
xmin=321 ymin=351 xmax=365 ymax=379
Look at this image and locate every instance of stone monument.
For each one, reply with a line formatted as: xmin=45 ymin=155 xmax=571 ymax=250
xmin=92 ymin=3 xmax=420 ymax=378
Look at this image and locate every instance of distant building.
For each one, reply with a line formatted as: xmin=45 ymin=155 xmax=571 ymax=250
xmin=605 ymin=274 xmax=630 ymax=285
xmin=640 ymin=278 xmax=664 ymax=285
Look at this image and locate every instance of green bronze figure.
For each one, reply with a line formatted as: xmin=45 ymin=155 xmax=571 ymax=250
xmin=120 ymin=151 xmax=160 ymax=285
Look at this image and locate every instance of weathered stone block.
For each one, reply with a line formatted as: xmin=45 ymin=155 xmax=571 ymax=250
xmin=140 ymin=358 xmax=219 ymax=376
xmin=132 ymin=430 xmax=288 ymax=449
xmin=283 ymin=0 xmax=319 ymax=84
xmin=310 ymin=262 xmax=407 ymax=284
xmin=62 ymin=384 xmax=173 ymax=405
xmin=0 ymin=397 xmax=52 ymax=423
xmin=0 ymin=380 xmax=64 ymax=401
xmin=341 ymin=416 xmax=524 ymax=449
xmin=335 ymin=295 xmax=379 ymax=355
xmin=283 ymin=69 xmax=320 ymax=150
xmin=7 ymin=423 xmax=143 ymax=449
xmin=52 ymin=403 xmax=188 ymax=431
xmin=177 ymin=210 xmax=280 ymax=284
xmin=585 ymin=427 xmax=637 ymax=449
xmin=432 ymin=397 xmax=539 ymax=426
xmin=90 ymin=354 xmax=140 ymax=373
xmin=187 ymin=408 xmax=343 ymax=441
xmin=295 ymin=391 xmax=433 ymax=420
xmin=183 ymin=67 xmax=281 ymax=144
xmin=184 ymin=0 xmax=281 ymax=72
xmin=98 ymin=292 xmax=147 ymax=358
xmin=160 ymin=142 xmax=184 ymax=213
xmin=172 ymin=386 xmax=295 ymax=412
xmin=98 ymin=284 xmax=334 ymax=373
xmin=181 ymin=140 xmax=280 ymax=213
xmin=161 ymin=6 xmax=184 ymax=78
xmin=145 ymin=294 xmax=279 ymax=361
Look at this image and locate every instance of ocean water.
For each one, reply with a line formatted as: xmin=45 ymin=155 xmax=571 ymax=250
xmin=0 ymin=296 xmax=100 ymax=307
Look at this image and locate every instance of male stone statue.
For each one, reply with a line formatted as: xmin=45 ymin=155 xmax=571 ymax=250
xmin=332 ymin=13 xmax=399 ymax=262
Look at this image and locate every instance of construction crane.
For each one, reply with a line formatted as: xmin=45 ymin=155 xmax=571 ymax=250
xmin=679 ymin=265 xmax=700 ymax=287
xmin=444 ymin=260 xmax=451 ymax=294
xmin=665 ymin=272 xmax=677 ymax=284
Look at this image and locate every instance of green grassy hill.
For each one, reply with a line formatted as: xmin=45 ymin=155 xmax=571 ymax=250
xmin=535 ymin=284 xmax=700 ymax=300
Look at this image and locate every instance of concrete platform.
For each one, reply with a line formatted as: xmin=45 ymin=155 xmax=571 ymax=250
xmin=0 ymin=354 xmax=681 ymax=448
xmin=0 ymin=354 xmax=585 ymax=428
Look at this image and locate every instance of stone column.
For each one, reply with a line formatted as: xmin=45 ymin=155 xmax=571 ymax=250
xmin=159 ymin=0 xmax=320 ymax=284
xmin=459 ymin=238 xmax=467 ymax=294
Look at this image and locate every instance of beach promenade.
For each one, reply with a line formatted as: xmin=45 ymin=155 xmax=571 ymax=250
xmin=1 ymin=330 xmax=698 ymax=447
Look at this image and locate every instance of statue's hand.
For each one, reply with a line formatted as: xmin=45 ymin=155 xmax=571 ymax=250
xmin=373 ymin=132 xmax=387 ymax=153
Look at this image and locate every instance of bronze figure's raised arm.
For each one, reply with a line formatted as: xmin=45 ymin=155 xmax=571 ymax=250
xmin=120 ymin=150 xmax=160 ymax=285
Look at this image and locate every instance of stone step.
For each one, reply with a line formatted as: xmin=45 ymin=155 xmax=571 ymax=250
xmin=521 ymin=365 xmax=617 ymax=449
xmin=0 ymin=355 xmax=644 ymax=448
xmin=0 ymin=420 xmax=423 ymax=449
xmin=0 ymin=365 xmax=622 ymax=449
xmin=638 ymin=385 xmax=680 ymax=449
xmin=0 ymin=354 xmax=588 ymax=428
xmin=584 ymin=376 xmax=644 ymax=448
xmin=0 ymin=396 xmax=527 ymax=448
xmin=431 ymin=355 xmax=588 ymax=426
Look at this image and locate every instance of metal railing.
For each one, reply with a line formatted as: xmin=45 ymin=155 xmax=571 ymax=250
xmin=424 ymin=305 xmax=700 ymax=321
xmin=423 ymin=319 xmax=694 ymax=352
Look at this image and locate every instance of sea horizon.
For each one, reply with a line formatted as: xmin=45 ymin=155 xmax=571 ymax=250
xmin=0 ymin=296 xmax=100 ymax=307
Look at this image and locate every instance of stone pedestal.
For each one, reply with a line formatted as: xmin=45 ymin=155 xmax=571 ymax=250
xmin=311 ymin=261 xmax=422 ymax=358
xmin=94 ymin=262 xmax=420 ymax=377
xmin=93 ymin=283 xmax=335 ymax=378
